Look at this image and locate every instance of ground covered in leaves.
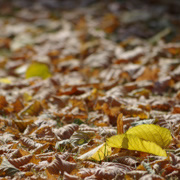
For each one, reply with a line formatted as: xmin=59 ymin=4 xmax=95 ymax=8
xmin=0 ymin=0 xmax=180 ymax=179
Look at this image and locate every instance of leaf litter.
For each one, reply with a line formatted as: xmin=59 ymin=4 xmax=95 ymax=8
xmin=0 ymin=0 xmax=180 ymax=179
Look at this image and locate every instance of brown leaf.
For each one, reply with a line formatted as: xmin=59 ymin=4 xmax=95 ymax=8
xmin=0 ymin=95 xmax=8 ymax=109
xmin=139 ymin=174 xmax=165 ymax=180
xmin=117 ymin=113 xmax=123 ymax=134
xmin=125 ymin=170 xmax=148 ymax=180
xmin=78 ymin=168 xmax=96 ymax=179
xmin=11 ymin=98 xmax=24 ymax=113
xmin=95 ymin=162 xmax=134 ymax=179
xmin=20 ymin=137 xmax=42 ymax=150
xmin=114 ymin=156 xmax=139 ymax=167
xmin=63 ymin=172 xmax=79 ymax=180
xmin=7 ymin=154 xmax=34 ymax=168
xmin=55 ymin=124 xmax=79 ymax=140
xmin=45 ymin=169 xmax=58 ymax=180
xmin=19 ymin=100 xmax=43 ymax=117
xmin=47 ymin=154 xmax=76 ymax=175
xmin=31 ymin=143 xmax=50 ymax=155
xmin=33 ymin=125 xmax=55 ymax=139
xmin=13 ymin=118 xmax=35 ymax=132
xmin=136 ymin=67 xmax=159 ymax=82
xmin=23 ymin=123 xmax=38 ymax=135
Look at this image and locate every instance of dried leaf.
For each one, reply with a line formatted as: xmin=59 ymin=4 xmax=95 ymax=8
xmin=0 ymin=156 xmax=20 ymax=177
xmin=117 ymin=113 xmax=123 ymax=134
xmin=125 ymin=170 xmax=148 ymax=180
xmin=7 ymin=154 xmax=34 ymax=168
xmin=20 ymin=137 xmax=42 ymax=150
xmin=0 ymin=95 xmax=8 ymax=109
xmin=47 ymin=154 xmax=76 ymax=175
xmin=33 ymin=125 xmax=55 ymax=139
xmin=113 ymin=156 xmax=139 ymax=167
xmin=55 ymin=124 xmax=79 ymax=140
xmin=13 ymin=118 xmax=34 ymax=132
xmin=11 ymin=98 xmax=24 ymax=113
xmin=19 ymin=100 xmax=43 ymax=117
xmin=139 ymin=174 xmax=165 ymax=180
xmin=95 ymin=162 xmax=134 ymax=179
xmin=63 ymin=172 xmax=79 ymax=180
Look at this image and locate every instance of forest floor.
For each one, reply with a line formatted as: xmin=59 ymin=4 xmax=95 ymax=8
xmin=0 ymin=0 xmax=180 ymax=179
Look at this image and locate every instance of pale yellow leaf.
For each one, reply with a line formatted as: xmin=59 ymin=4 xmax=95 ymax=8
xmin=126 ymin=124 xmax=172 ymax=148
xmin=107 ymin=134 xmax=167 ymax=157
xmin=78 ymin=143 xmax=112 ymax=161
xmin=0 ymin=78 xmax=11 ymax=84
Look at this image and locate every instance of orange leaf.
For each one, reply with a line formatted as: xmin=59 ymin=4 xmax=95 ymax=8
xmin=117 ymin=113 xmax=123 ymax=134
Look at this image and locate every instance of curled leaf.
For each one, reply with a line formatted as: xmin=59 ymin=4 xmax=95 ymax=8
xmin=117 ymin=113 xmax=123 ymax=134
xmin=139 ymin=174 xmax=164 ymax=180
xmin=63 ymin=172 xmax=79 ymax=180
xmin=47 ymin=154 xmax=76 ymax=175
xmin=55 ymin=124 xmax=79 ymax=140
xmin=95 ymin=162 xmax=134 ymax=179
xmin=113 ymin=156 xmax=139 ymax=167
xmin=20 ymin=137 xmax=42 ymax=150
xmin=7 ymin=154 xmax=34 ymax=168
xmin=0 ymin=156 xmax=20 ymax=177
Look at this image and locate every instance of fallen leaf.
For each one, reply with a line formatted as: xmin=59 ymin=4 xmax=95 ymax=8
xmin=78 ymin=143 xmax=112 ymax=161
xmin=126 ymin=124 xmax=172 ymax=148
xmin=107 ymin=134 xmax=167 ymax=157
xmin=25 ymin=62 xmax=51 ymax=79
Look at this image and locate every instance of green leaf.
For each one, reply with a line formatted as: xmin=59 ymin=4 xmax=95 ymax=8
xmin=126 ymin=124 xmax=172 ymax=148
xmin=106 ymin=134 xmax=167 ymax=157
xmin=25 ymin=62 xmax=51 ymax=79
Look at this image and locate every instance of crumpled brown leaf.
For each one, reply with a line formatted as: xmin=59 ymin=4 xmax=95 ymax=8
xmin=54 ymin=123 xmax=79 ymax=140
xmin=47 ymin=154 xmax=76 ymax=175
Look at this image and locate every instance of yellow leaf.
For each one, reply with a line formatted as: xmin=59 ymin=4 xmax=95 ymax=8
xmin=107 ymin=134 xmax=167 ymax=157
xmin=19 ymin=100 xmax=43 ymax=117
xmin=13 ymin=118 xmax=34 ymax=132
xmin=23 ymin=92 xmax=32 ymax=102
xmin=0 ymin=78 xmax=11 ymax=84
xmin=126 ymin=124 xmax=172 ymax=148
xmin=78 ymin=143 xmax=112 ymax=161
xmin=25 ymin=62 xmax=51 ymax=79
